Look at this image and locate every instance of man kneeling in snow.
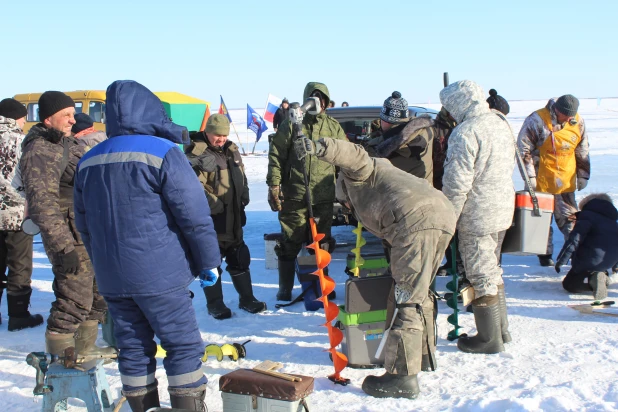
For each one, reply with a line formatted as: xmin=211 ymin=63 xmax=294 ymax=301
xmin=555 ymin=194 xmax=618 ymax=301
xmin=74 ymin=80 xmax=221 ymax=411
xmin=295 ymin=136 xmax=456 ymax=399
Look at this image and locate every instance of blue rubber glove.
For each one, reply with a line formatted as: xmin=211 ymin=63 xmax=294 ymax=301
xmin=199 ymin=268 xmax=219 ymax=288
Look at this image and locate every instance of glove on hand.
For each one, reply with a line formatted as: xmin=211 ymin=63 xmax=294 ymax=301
xmin=577 ymin=177 xmax=588 ymax=191
xmin=199 ymin=268 xmax=219 ymax=288
xmin=60 ymin=250 xmax=80 ymax=274
xmin=527 ymin=177 xmax=537 ymax=191
xmin=294 ymin=137 xmax=315 ymax=160
xmin=268 ymin=185 xmax=282 ymax=212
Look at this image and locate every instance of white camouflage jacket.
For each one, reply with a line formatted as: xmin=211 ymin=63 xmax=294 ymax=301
xmin=440 ymin=80 xmax=516 ymax=235
xmin=0 ymin=116 xmax=26 ymax=231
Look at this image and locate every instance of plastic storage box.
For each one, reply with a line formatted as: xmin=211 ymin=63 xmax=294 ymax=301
xmin=219 ymin=369 xmax=313 ymax=412
xmin=337 ymin=306 xmax=386 ymax=368
xmin=502 ymin=191 xmax=555 ymax=255
xmin=264 ymin=233 xmax=283 ymax=270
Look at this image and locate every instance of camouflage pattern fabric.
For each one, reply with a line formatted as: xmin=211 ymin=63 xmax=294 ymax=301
xmin=0 ymin=116 xmax=26 ymax=231
xmin=20 ymin=124 xmax=106 ymax=333
xmin=458 ymin=231 xmax=505 ymax=298
xmin=440 ymin=80 xmax=516 ymax=236
xmin=47 ymin=244 xmax=106 ymax=333
xmin=517 ymin=98 xmax=590 ymax=181
xmin=274 ymin=200 xmax=334 ymax=261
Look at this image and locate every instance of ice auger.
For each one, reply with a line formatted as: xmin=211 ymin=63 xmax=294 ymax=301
xmin=289 ymin=98 xmax=350 ymax=386
xmin=446 ymin=236 xmax=465 ymax=341
xmin=348 ymin=223 xmax=366 ymax=277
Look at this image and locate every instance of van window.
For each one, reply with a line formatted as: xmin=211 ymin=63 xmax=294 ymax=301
xmin=27 ymin=103 xmax=39 ymax=122
xmin=89 ymin=101 xmax=105 ymax=123
xmin=75 ymin=102 xmax=83 ymax=114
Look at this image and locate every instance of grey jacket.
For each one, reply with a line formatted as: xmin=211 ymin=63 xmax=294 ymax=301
xmin=0 ymin=116 xmax=26 ymax=231
xmin=77 ymin=130 xmax=107 ymax=148
xmin=440 ymin=80 xmax=515 ymax=235
xmin=319 ymin=137 xmax=456 ymax=242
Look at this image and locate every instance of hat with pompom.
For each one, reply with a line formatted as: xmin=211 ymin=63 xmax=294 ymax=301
xmin=380 ymin=91 xmax=409 ymax=124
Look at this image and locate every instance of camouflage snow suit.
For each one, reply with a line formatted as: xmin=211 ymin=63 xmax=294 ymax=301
xmin=267 ymin=82 xmax=346 ymax=260
xmin=20 ymin=124 xmax=106 ymax=333
xmin=0 ymin=116 xmax=33 ymax=297
xmin=317 ymin=137 xmax=456 ymax=376
xmin=440 ymin=80 xmax=516 ymax=298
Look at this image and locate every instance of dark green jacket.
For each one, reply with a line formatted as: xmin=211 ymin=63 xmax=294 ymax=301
xmin=186 ymin=134 xmax=249 ymax=244
xmin=267 ymin=82 xmax=346 ymax=205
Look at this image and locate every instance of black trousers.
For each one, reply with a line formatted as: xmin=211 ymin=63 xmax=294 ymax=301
xmin=0 ymin=230 xmax=34 ymax=296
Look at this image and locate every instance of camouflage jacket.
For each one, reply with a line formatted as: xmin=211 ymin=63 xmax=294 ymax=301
xmin=267 ymin=82 xmax=347 ymax=205
xmin=517 ymin=98 xmax=590 ymax=180
xmin=20 ymin=124 xmax=86 ymax=256
xmin=0 ymin=116 xmax=26 ymax=231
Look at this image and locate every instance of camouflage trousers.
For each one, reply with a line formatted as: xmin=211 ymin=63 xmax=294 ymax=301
xmin=545 ymin=192 xmax=578 ymax=255
xmin=275 ymin=200 xmax=334 ymax=261
xmin=384 ymin=229 xmax=452 ymax=376
xmin=458 ymin=231 xmax=506 ymax=299
xmin=0 ymin=230 xmax=33 ymax=296
xmin=47 ymin=245 xmax=107 ymax=334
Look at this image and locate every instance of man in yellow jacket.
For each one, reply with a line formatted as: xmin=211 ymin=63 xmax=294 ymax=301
xmin=518 ymin=95 xmax=590 ymax=267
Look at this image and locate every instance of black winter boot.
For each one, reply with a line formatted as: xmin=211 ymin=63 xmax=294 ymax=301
xmin=538 ymin=254 xmax=555 ymax=267
xmin=276 ymin=259 xmax=296 ymax=301
xmin=231 ymin=271 xmax=267 ymax=314
xmin=7 ymin=290 xmax=44 ymax=332
xmin=169 ymin=385 xmax=207 ymax=411
xmin=457 ymin=294 xmax=504 ymax=354
xmin=497 ymin=284 xmax=512 ymax=343
xmin=362 ymin=372 xmax=420 ymax=399
xmin=204 ymin=275 xmax=232 ymax=320
xmin=74 ymin=320 xmax=117 ymax=357
xmin=123 ymin=382 xmax=160 ymax=412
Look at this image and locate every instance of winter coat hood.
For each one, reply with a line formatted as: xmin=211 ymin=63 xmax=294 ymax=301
xmin=105 ymin=80 xmax=189 ymax=145
xmin=22 ymin=123 xmax=65 ymax=148
xmin=440 ymin=80 xmax=490 ymax=124
xmin=303 ymin=82 xmax=331 ymax=107
xmin=579 ymin=194 xmax=618 ymax=220
xmin=0 ymin=116 xmax=20 ymax=133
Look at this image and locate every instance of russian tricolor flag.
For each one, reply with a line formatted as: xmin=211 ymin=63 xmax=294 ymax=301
xmin=263 ymin=94 xmax=282 ymax=123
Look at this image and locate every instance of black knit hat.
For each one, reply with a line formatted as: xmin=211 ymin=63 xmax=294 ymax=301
xmin=554 ymin=94 xmax=579 ymax=117
xmin=38 ymin=91 xmax=75 ymax=121
xmin=380 ymin=91 xmax=409 ymax=124
xmin=0 ymin=98 xmax=27 ymax=120
xmin=486 ymin=89 xmax=510 ymax=116
xmin=282 ymin=97 xmax=289 ymax=104
xmin=72 ymin=113 xmax=94 ymax=134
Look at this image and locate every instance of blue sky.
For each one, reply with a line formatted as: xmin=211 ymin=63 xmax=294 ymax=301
xmin=2 ymin=0 xmax=615 ymax=108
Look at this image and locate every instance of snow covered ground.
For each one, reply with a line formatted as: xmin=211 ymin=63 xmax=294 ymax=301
xmin=1 ymin=98 xmax=618 ymax=411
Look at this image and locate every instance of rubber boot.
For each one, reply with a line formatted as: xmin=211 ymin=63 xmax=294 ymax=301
xmin=538 ymin=254 xmax=555 ymax=267
xmin=231 ymin=271 xmax=267 ymax=314
xmin=457 ymin=294 xmax=504 ymax=354
xmin=204 ymin=274 xmax=231 ymax=320
xmin=421 ymin=293 xmax=437 ymax=372
xmin=74 ymin=320 xmax=117 ymax=357
xmin=7 ymin=290 xmax=44 ymax=332
xmin=45 ymin=330 xmax=76 ymax=356
xmin=124 ymin=382 xmax=160 ymax=412
xmin=497 ymin=284 xmax=512 ymax=343
xmin=169 ymin=385 xmax=207 ymax=411
xmin=362 ymin=372 xmax=420 ymax=399
xmin=276 ymin=259 xmax=296 ymax=301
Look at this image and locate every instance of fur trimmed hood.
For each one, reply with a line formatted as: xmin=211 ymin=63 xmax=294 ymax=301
xmin=372 ymin=115 xmax=434 ymax=158
xmin=22 ymin=123 xmax=65 ymax=149
xmin=579 ymin=193 xmax=617 ymax=220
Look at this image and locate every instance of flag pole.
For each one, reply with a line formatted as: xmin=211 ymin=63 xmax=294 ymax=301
xmin=230 ymin=122 xmax=246 ymax=155
xmin=253 ymin=95 xmax=272 ymax=155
